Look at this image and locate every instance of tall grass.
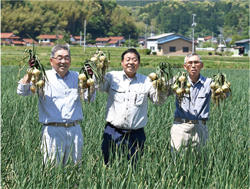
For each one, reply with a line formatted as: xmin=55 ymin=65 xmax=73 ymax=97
xmin=1 ymin=66 xmax=249 ymax=188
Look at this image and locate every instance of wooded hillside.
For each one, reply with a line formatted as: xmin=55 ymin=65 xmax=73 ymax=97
xmin=1 ymin=1 xmax=249 ymax=43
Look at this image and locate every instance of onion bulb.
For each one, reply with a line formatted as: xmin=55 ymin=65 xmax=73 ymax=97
xmin=148 ymin=72 xmax=157 ymax=81
xmin=90 ymin=57 xmax=98 ymax=62
xmin=27 ymin=68 xmax=33 ymax=76
xmin=179 ymin=75 xmax=186 ymax=82
xmin=87 ymin=78 xmax=95 ymax=86
xmin=99 ymin=55 xmax=106 ymax=62
xmin=176 ymin=88 xmax=183 ymax=95
xmin=37 ymin=80 xmax=45 ymax=88
xmin=30 ymin=85 xmax=36 ymax=93
xmin=33 ymin=68 xmax=40 ymax=76
xmin=78 ymin=73 xmax=87 ymax=81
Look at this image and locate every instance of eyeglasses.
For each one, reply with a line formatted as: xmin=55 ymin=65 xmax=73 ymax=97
xmin=186 ymin=61 xmax=201 ymax=66
xmin=52 ymin=56 xmax=70 ymax=61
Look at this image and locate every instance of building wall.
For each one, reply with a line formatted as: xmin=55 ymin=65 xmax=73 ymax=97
xmin=147 ymin=40 xmax=158 ymax=52
xmin=159 ymin=39 xmax=193 ymax=55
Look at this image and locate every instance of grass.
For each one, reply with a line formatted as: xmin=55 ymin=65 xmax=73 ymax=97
xmin=1 ymin=46 xmax=249 ymax=69
xmin=1 ymin=64 xmax=249 ymax=188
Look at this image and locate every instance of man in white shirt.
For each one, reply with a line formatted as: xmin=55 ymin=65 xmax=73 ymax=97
xmin=98 ymin=48 xmax=168 ymax=165
xmin=17 ymin=45 xmax=95 ymax=166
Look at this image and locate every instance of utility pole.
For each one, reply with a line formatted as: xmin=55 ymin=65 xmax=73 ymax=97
xmin=84 ymin=20 xmax=86 ymax=53
xmin=57 ymin=25 xmax=59 ymax=44
xmin=80 ymin=31 xmax=82 ymax=46
xmin=145 ymin=24 xmax=147 ymax=49
xmin=191 ymin=14 xmax=196 ymax=53
xmin=129 ymin=34 xmax=130 ymax=48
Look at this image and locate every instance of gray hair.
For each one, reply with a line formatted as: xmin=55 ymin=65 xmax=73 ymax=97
xmin=51 ymin=45 xmax=71 ymax=58
xmin=184 ymin=53 xmax=202 ymax=64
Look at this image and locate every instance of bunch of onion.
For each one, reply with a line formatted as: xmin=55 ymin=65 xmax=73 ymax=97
xmin=18 ymin=42 xmax=48 ymax=98
xmin=90 ymin=47 xmax=110 ymax=83
xmin=148 ymin=62 xmax=173 ymax=103
xmin=172 ymin=71 xmax=191 ymax=104
xmin=79 ymin=59 xmax=102 ymax=103
xmin=211 ymin=72 xmax=231 ymax=107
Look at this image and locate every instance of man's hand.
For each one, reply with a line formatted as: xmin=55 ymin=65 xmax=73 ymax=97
xmin=28 ymin=59 xmax=35 ymax=68
xmin=83 ymin=65 xmax=93 ymax=77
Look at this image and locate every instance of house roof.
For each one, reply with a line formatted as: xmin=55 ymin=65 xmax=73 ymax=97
xmin=1 ymin=33 xmax=14 ymax=38
xmin=108 ymin=39 xmax=119 ymax=44
xmin=204 ymin=36 xmax=212 ymax=40
xmin=39 ymin=35 xmax=64 ymax=39
xmin=74 ymin=36 xmax=81 ymax=40
xmin=11 ymin=41 xmax=24 ymax=45
xmin=22 ymin=38 xmax=38 ymax=44
xmin=10 ymin=36 xmax=20 ymax=39
xmin=109 ymin=36 xmax=124 ymax=40
xmin=235 ymin=39 xmax=250 ymax=44
xmin=147 ymin=33 xmax=174 ymax=40
xmin=95 ymin=38 xmax=110 ymax=42
xmin=147 ymin=33 xmax=191 ymax=44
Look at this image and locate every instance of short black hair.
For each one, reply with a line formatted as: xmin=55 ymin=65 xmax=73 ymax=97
xmin=121 ymin=48 xmax=140 ymax=62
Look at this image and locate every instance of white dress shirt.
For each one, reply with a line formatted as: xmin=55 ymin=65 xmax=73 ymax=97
xmin=98 ymin=71 xmax=168 ymax=130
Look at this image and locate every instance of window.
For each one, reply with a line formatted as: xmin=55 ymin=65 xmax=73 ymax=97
xmin=150 ymin=46 xmax=155 ymax=51
xmin=183 ymin=47 xmax=189 ymax=52
xmin=170 ymin=47 xmax=176 ymax=52
xmin=158 ymin=46 xmax=162 ymax=52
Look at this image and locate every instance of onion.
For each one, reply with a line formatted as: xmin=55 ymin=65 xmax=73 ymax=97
xmin=172 ymin=83 xmax=178 ymax=91
xmin=30 ymin=85 xmax=36 ymax=93
xmin=90 ymin=57 xmax=98 ymax=62
xmin=148 ymin=72 xmax=157 ymax=81
xmin=99 ymin=55 xmax=106 ymax=62
xmin=78 ymin=73 xmax=87 ymax=81
xmin=210 ymin=82 xmax=215 ymax=89
xmin=176 ymin=88 xmax=183 ymax=95
xmin=215 ymin=87 xmax=222 ymax=95
xmin=179 ymin=75 xmax=186 ymax=82
xmin=186 ymin=82 xmax=191 ymax=88
xmin=222 ymin=84 xmax=229 ymax=92
xmin=37 ymin=80 xmax=45 ymax=88
xmin=33 ymin=68 xmax=40 ymax=76
xmin=27 ymin=68 xmax=33 ymax=76
xmin=185 ymin=88 xmax=190 ymax=94
xmin=31 ymin=76 xmax=36 ymax=84
xmin=87 ymin=78 xmax=95 ymax=86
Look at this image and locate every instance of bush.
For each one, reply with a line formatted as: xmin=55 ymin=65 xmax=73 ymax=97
xmin=146 ymin=49 xmax=151 ymax=55
xmin=243 ymin=53 xmax=248 ymax=56
xmin=152 ymin=52 xmax=157 ymax=55
xmin=218 ymin=52 xmax=222 ymax=56
xmin=208 ymin=52 xmax=212 ymax=55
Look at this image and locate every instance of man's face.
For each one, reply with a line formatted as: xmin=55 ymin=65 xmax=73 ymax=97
xmin=121 ymin=52 xmax=140 ymax=78
xmin=183 ymin=55 xmax=203 ymax=78
xmin=50 ymin=49 xmax=71 ymax=78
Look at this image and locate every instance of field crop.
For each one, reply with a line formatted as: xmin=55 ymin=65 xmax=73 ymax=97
xmin=1 ymin=46 xmax=249 ymax=69
xmin=1 ymin=63 xmax=249 ymax=188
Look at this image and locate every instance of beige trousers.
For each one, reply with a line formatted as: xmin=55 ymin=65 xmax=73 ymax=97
xmin=170 ymin=121 xmax=209 ymax=152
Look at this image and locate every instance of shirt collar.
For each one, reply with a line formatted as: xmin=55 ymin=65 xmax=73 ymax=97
xmin=52 ymin=67 xmax=70 ymax=79
xmin=188 ymin=74 xmax=205 ymax=85
xmin=122 ymin=70 xmax=138 ymax=80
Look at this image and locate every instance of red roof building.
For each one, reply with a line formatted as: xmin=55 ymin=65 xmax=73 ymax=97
xmin=95 ymin=36 xmax=125 ymax=47
xmin=21 ymin=38 xmax=38 ymax=46
xmin=38 ymin=34 xmax=64 ymax=46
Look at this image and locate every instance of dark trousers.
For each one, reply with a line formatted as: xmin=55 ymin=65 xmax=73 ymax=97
xmin=102 ymin=122 xmax=146 ymax=165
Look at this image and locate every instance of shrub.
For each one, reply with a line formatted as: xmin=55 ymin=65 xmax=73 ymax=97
xmin=243 ymin=53 xmax=248 ymax=56
xmin=146 ymin=49 xmax=151 ymax=55
xmin=218 ymin=52 xmax=222 ymax=56
xmin=152 ymin=52 xmax=157 ymax=55
xmin=208 ymin=52 xmax=212 ymax=55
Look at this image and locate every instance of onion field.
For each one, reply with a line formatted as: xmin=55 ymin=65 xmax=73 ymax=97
xmin=1 ymin=65 xmax=249 ymax=188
